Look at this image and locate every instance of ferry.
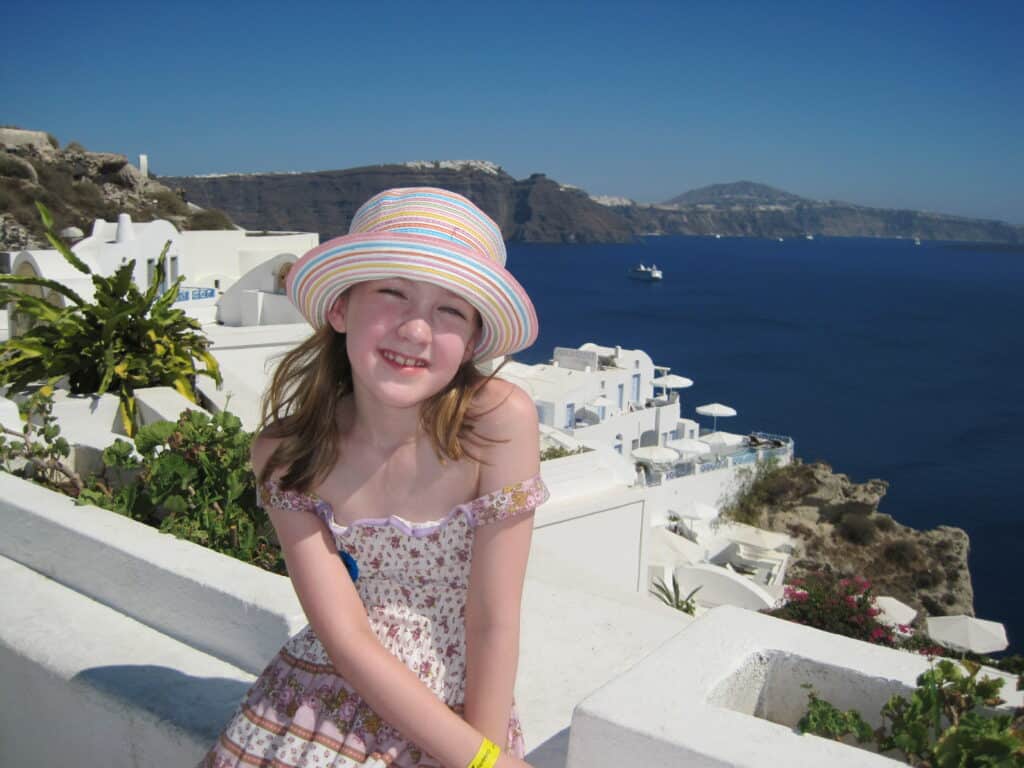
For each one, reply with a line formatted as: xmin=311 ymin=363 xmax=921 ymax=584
xmin=630 ymin=263 xmax=663 ymax=281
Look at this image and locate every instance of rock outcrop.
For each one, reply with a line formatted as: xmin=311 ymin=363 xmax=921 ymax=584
xmin=747 ymin=462 xmax=975 ymax=620
xmin=0 ymin=131 xmax=235 ymax=251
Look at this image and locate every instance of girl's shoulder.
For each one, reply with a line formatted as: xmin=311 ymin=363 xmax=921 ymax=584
xmin=471 ymin=376 xmax=536 ymax=429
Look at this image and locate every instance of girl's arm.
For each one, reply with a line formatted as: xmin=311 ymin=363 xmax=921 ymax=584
xmin=252 ymin=436 xmax=531 ymax=768
xmin=463 ymin=383 xmax=541 ymax=747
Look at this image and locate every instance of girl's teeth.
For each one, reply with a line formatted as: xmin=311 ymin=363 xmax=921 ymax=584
xmin=384 ymin=351 xmax=425 ymax=367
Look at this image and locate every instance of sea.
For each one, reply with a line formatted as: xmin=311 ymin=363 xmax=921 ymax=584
xmin=507 ymin=234 xmax=1024 ymax=654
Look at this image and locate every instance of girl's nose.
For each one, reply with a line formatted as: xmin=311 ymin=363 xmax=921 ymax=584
xmin=398 ymin=315 xmax=432 ymax=344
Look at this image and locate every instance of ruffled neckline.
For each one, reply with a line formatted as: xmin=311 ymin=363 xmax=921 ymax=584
xmin=260 ymin=474 xmax=547 ymax=539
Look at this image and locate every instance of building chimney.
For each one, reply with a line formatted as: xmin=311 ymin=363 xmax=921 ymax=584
xmin=139 ymin=154 xmax=149 ymax=178
xmin=115 ymin=213 xmax=136 ymax=243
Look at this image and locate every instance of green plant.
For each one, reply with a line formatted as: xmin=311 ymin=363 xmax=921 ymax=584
xmin=80 ymin=409 xmax=283 ymax=573
xmin=797 ymin=685 xmax=874 ymax=744
xmin=0 ymin=203 xmax=222 ymax=435
xmin=0 ymin=382 xmax=82 ymax=495
xmin=883 ymin=539 xmax=921 ymax=566
xmin=721 ymin=460 xmax=817 ymax=525
xmin=539 ymin=444 xmax=588 ymax=461
xmin=837 ymin=513 xmax=877 ymax=545
xmin=800 ymin=660 xmax=1024 ymax=767
xmin=186 ymin=208 xmax=236 ymax=230
xmin=650 ymin=574 xmax=700 ymax=615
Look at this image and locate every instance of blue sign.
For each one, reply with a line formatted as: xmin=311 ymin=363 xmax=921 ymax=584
xmin=175 ymin=287 xmax=217 ymax=302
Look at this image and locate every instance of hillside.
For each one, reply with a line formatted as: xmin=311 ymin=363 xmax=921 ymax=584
xmin=166 ymin=170 xmax=1023 ymax=245
xmin=3 ymin=126 xmax=1021 ymax=248
xmin=158 ymin=163 xmax=634 ymax=244
xmin=0 ymin=128 xmax=235 ymax=251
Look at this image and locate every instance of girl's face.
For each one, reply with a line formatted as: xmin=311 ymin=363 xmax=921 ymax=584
xmin=327 ymin=278 xmax=480 ymax=410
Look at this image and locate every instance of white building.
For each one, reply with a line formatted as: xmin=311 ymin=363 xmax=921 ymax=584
xmin=6 ymin=213 xmax=318 ymax=331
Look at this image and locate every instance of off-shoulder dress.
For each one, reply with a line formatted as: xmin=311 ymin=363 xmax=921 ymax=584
xmin=200 ymin=474 xmax=549 ymax=768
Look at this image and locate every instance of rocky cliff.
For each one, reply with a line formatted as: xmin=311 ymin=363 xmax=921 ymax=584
xmin=741 ymin=461 xmax=975 ymax=620
xmin=0 ymin=128 xmax=234 ymax=252
xmin=159 ymin=163 xmax=634 ymax=244
xmin=165 ymin=170 xmax=1023 ymax=245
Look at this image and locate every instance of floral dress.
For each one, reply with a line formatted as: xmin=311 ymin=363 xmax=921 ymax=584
xmin=200 ymin=475 xmax=549 ymax=768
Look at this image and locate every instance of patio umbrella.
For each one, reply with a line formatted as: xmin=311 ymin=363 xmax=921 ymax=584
xmin=631 ymin=446 xmax=681 ymax=466
xmin=695 ymin=403 xmax=737 ymax=432
xmin=926 ymin=615 xmax=1008 ymax=654
xmin=875 ymin=596 xmax=917 ymax=628
xmin=652 ymin=374 xmax=695 ymax=391
xmin=672 ymin=438 xmax=712 ymax=457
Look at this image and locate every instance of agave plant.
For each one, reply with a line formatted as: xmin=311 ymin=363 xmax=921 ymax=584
xmin=0 ymin=202 xmax=221 ymax=435
xmin=651 ymin=574 xmax=701 ymax=615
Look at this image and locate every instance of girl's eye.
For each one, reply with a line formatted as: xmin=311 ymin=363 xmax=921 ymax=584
xmin=440 ymin=306 xmax=468 ymax=320
xmin=379 ymin=287 xmax=405 ymax=298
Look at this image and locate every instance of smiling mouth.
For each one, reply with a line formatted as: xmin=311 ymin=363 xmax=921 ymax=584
xmin=380 ymin=349 xmax=429 ymax=369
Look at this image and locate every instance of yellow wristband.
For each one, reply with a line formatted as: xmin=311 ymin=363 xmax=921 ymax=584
xmin=467 ymin=736 xmax=501 ymax=768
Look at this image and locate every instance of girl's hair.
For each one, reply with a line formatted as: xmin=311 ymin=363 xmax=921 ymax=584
xmin=257 ymin=324 xmax=499 ymax=492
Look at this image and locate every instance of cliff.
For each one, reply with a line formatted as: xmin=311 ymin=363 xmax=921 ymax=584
xmin=737 ymin=461 xmax=975 ymax=620
xmin=165 ymin=170 xmax=1023 ymax=245
xmin=158 ymin=163 xmax=634 ymax=244
xmin=0 ymin=128 xmax=235 ymax=252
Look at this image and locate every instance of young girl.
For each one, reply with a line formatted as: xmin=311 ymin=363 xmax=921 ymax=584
xmin=201 ymin=188 xmax=547 ymax=768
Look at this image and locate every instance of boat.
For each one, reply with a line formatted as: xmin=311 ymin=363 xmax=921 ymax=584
xmin=630 ymin=263 xmax=663 ymax=281
xmin=804 ymin=234 xmax=814 ymax=241
xmin=914 ymin=237 xmax=922 ymax=246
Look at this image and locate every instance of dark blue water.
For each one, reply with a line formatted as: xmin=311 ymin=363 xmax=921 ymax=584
xmin=508 ymin=236 xmax=1024 ymax=653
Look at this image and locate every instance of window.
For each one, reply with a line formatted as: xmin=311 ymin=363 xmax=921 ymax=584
xmin=598 ymin=405 xmax=606 ymax=420
xmin=565 ymin=403 xmax=575 ymax=429
xmin=617 ymin=383 xmax=624 ymax=409
xmin=631 ymin=373 xmax=641 ymax=403
xmin=631 ymin=438 xmax=640 ymax=450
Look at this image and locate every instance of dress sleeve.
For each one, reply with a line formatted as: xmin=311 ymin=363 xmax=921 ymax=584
xmin=257 ymin=478 xmax=320 ymax=517
xmin=466 ymin=475 xmax=550 ymax=527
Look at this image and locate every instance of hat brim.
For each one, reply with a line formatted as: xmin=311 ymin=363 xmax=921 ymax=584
xmin=288 ymin=232 xmax=538 ymax=362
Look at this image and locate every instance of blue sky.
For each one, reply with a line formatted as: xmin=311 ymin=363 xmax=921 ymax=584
xmin=3 ymin=0 xmax=1022 ymax=223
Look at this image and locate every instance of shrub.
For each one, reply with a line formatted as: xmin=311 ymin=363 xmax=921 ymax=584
xmin=722 ymin=461 xmax=820 ymax=526
xmin=540 ymin=444 xmax=588 ymax=461
xmin=799 ymin=660 xmax=1021 ymax=767
xmin=822 ymin=499 xmax=875 ymax=523
xmin=883 ymin=538 xmax=920 ymax=566
xmin=837 ymin=513 xmax=876 ymax=545
xmin=186 ymin=208 xmax=236 ymax=230
xmin=80 ymin=409 xmax=283 ymax=574
xmin=874 ymin=514 xmax=896 ymax=532
xmin=150 ymin=189 xmax=190 ymax=218
xmin=650 ymin=574 xmax=700 ymax=615
xmin=767 ymin=571 xmax=896 ymax=646
xmin=0 ymin=383 xmax=81 ymax=495
xmin=0 ymin=203 xmax=222 ymax=435
xmin=913 ymin=569 xmax=943 ymax=589
xmin=0 ymin=152 xmax=34 ymax=180
xmin=65 ymin=141 xmax=86 ymax=153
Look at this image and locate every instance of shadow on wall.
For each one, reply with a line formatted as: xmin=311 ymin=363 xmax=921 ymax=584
xmin=72 ymin=665 xmax=249 ymax=744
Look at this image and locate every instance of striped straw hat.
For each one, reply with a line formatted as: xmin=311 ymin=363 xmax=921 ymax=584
xmin=287 ymin=187 xmax=538 ymax=362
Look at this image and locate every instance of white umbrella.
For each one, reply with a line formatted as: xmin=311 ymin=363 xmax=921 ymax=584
xmin=695 ymin=402 xmax=738 ymax=432
xmin=926 ymin=615 xmax=1008 ymax=654
xmin=590 ymin=395 xmax=614 ymax=407
xmin=652 ymin=374 xmax=694 ymax=390
xmin=875 ymin=596 xmax=917 ymax=628
xmin=631 ymin=446 xmax=680 ymax=465
xmin=671 ymin=438 xmax=711 ymax=456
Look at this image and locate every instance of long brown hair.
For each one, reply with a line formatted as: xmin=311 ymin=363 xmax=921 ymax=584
xmin=257 ymin=324 xmax=500 ymax=492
